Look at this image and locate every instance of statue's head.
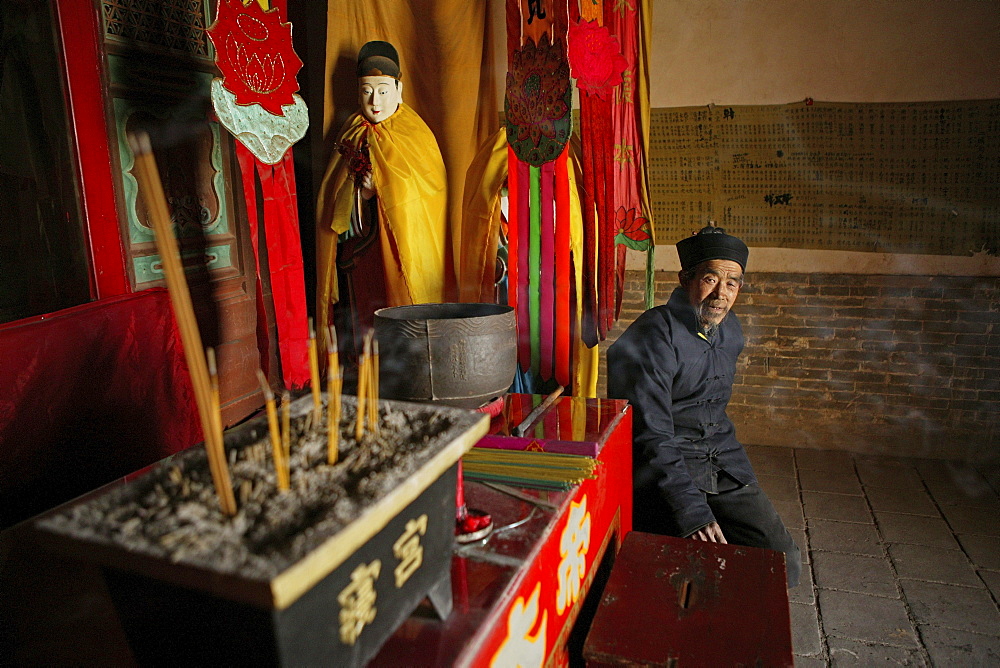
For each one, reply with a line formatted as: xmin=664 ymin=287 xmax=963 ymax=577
xmin=357 ymin=41 xmax=402 ymax=124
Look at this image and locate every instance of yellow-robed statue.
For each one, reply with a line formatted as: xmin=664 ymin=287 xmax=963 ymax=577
xmin=316 ymin=41 xmax=447 ymax=357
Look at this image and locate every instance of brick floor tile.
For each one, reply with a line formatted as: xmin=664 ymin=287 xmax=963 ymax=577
xmin=747 ymin=448 xmax=797 ymax=477
xmin=924 ymin=475 xmax=1000 ymax=509
xmin=790 ymin=601 xmax=822 ymax=656
xmin=939 ymin=504 xmax=1000 ymax=536
xmin=919 ymin=625 xmax=1000 ymax=665
xmin=864 ymin=486 xmax=939 ymax=517
xmin=813 ymin=552 xmax=898 ymax=597
xmin=827 ymin=637 xmax=927 ymax=666
xmin=803 ymin=492 xmax=872 ymax=523
xmin=980 ymin=462 xmax=1000 ymax=496
xmin=889 ymin=543 xmax=981 ymax=587
xmin=818 ymin=589 xmax=917 ymax=646
xmin=913 ymin=458 xmax=981 ymax=482
xmin=874 ymin=512 xmax=960 ymax=549
xmin=957 ymin=534 xmax=1000 ymax=570
xmin=789 ymin=565 xmax=815 ymax=605
xmin=799 ymin=468 xmax=863 ymax=495
xmin=772 ymin=498 xmax=805 ymax=530
xmin=855 ymin=461 xmax=924 ymax=490
xmin=900 ymin=580 xmax=1000 ymax=636
xmin=756 ymin=473 xmax=800 ymax=502
xmin=979 ymin=569 xmax=1000 ymax=600
xmin=808 ymin=519 xmax=882 ymax=556
xmin=789 ymin=528 xmax=809 ymax=564
xmin=744 ymin=444 xmax=795 ymax=462
xmin=795 ymin=448 xmax=855 ymax=473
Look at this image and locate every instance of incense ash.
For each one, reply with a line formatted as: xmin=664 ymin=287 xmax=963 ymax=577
xmin=39 ymin=396 xmax=463 ymax=580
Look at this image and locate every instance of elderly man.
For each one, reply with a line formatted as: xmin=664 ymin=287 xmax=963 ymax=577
xmin=607 ymin=224 xmax=801 ymax=587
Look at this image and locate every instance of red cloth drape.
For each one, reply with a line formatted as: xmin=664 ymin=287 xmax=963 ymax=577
xmin=235 ymin=144 xmax=310 ymax=389
xmin=0 ymin=290 xmax=200 ymax=524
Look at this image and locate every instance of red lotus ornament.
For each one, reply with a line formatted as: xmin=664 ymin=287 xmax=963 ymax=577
xmin=614 ymin=206 xmax=651 ymax=249
xmin=208 ymin=0 xmax=303 ymax=116
xmin=568 ymin=19 xmax=630 ymax=100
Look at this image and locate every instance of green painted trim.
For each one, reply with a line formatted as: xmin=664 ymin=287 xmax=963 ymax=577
xmin=133 ymin=244 xmax=232 ymax=285
xmin=112 ymin=84 xmax=230 ymax=248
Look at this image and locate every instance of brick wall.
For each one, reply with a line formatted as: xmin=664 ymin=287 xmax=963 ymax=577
xmin=599 ymin=270 xmax=1000 ymax=460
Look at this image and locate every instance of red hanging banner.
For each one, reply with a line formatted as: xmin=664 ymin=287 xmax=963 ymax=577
xmin=209 ymin=0 xmax=311 ymax=389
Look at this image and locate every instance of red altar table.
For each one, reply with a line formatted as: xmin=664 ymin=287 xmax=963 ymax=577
xmin=372 ymin=394 xmax=633 ymax=667
xmin=0 ymin=394 xmax=631 ymax=666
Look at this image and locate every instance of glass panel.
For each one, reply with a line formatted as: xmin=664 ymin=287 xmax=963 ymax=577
xmin=0 ymin=1 xmax=90 ymax=324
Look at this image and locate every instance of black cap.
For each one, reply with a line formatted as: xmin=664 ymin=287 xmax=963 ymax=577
xmin=357 ymin=41 xmax=401 ymax=79
xmin=676 ymin=224 xmax=749 ymax=271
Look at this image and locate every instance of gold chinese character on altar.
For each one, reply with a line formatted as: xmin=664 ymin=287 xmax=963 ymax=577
xmin=491 ymin=581 xmax=548 ymax=667
xmin=337 ymin=559 xmax=382 ymax=645
xmin=393 ymin=514 xmax=428 ymax=588
xmin=556 ymin=495 xmax=591 ymax=614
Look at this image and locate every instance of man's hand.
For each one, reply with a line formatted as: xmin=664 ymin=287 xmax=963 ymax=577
xmin=690 ymin=522 xmax=727 ymax=543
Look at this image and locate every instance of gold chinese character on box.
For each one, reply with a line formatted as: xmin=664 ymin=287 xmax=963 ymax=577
xmin=337 ymin=559 xmax=381 ymax=645
xmin=393 ymin=514 xmax=428 ymax=588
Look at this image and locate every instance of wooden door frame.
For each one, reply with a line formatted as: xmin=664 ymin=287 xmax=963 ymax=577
xmin=53 ymin=0 xmax=130 ymax=300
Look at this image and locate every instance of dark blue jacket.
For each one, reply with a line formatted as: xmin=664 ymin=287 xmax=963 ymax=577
xmin=607 ymin=286 xmax=756 ymax=537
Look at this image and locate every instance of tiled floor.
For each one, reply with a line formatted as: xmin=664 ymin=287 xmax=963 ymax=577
xmin=743 ymin=445 xmax=1000 ymax=666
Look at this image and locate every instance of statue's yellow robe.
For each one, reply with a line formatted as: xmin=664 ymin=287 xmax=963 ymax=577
xmin=316 ymin=104 xmax=447 ymax=352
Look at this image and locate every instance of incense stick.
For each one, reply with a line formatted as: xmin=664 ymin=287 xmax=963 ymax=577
xmin=128 ymin=131 xmax=236 ymax=516
xmin=307 ymin=318 xmax=322 ymax=421
xmin=370 ymin=337 xmax=380 ymax=436
xmin=257 ymin=369 xmax=288 ymax=491
xmin=326 ymin=326 xmax=342 ymax=464
xmin=206 ymin=348 xmax=236 ymax=514
xmin=355 ymin=335 xmax=369 ymax=441
xmin=281 ymin=391 xmax=291 ymax=484
xmin=205 ymin=348 xmax=223 ymax=489
xmin=326 ymin=325 xmax=339 ymax=379
xmin=327 ymin=363 xmax=341 ymax=464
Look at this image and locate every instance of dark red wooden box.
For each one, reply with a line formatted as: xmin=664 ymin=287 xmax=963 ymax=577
xmin=584 ymin=530 xmax=793 ymax=667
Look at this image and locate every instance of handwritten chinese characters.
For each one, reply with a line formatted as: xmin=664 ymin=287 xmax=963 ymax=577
xmin=648 ymin=100 xmax=1000 ymax=255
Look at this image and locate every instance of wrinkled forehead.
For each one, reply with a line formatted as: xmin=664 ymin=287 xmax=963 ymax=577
xmin=696 ymin=259 xmax=744 ymax=279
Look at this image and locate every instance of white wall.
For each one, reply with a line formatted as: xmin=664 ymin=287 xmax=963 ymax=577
xmin=492 ymin=0 xmax=1000 ymax=275
xmin=650 ymin=0 xmax=1000 ymax=107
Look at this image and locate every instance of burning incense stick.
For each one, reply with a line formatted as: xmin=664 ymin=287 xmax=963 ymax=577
xmin=370 ymin=338 xmax=380 ymax=436
xmin=326 ymin=325 xmax=339 ymax=383
xmin=355 ymin=336 xmax=369 ymax=441
xmin=307 ymin=318 xmax=322 ymax=421
xmin=326 ymin=326 xmax=342 ymax=464
xmin=205 ymin=347 xmax=224 ymax=488
xmin=327 ymin=363 xmax=342 ymax=465
xmin=257 ymin=369 xmax=288 ymax=491
xmin=205 ymin=348 xmax=236 ymax=514
xmin=281 ymin=391 xmax=291 ymax=479
xmin=127 ymin=131 xmax=236 ymax=516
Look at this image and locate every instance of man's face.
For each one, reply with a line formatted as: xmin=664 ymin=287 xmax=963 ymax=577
xmin=681 ymin=259 xmax=744 ymax=331
xmin=358 ymin=76 xmax=401 ymax=124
